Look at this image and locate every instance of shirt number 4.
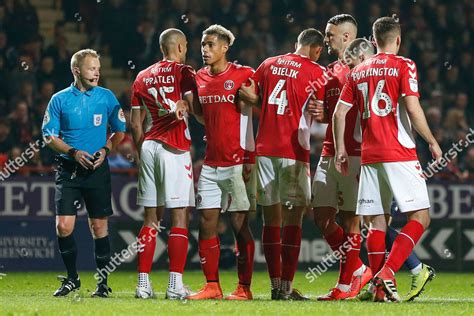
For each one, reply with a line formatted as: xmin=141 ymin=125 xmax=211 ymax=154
xmin=268 ymin=79 xmax=288 ymax=115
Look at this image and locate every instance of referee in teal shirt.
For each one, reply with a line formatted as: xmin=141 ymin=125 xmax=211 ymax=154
xmin=42 ymin=49 xmax=125 ymax=298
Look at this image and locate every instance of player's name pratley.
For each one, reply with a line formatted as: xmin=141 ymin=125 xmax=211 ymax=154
xmin=351 ymin=67 xmax=400 ymax=81
xmin=143 ymin=75 xmax=175 ymax=85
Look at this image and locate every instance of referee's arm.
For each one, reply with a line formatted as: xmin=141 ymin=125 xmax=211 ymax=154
xmin=42 ymin=96 xmax=95 ymax=169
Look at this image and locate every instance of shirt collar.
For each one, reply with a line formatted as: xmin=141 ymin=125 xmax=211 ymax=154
xmin=70 ymin=83 xmax=96 ymax=96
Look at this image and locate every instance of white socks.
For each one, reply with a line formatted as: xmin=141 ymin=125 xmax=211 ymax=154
xmin=138 ymin=272 xmax=149 ymax=287
xmin=168 ymin=272 xmax=183 ymax=290
xmin=410 ymin=263 xmax=423 ymax=275
xmin=280 ymin=280 xmax=292 ymax=294
xmin=336 ymin=283 xmax=351 ymax=292
xmin=353 ymin=264 xmax=365 ymax=277
xmin=271 ymin=277 xmax=281 ymax=291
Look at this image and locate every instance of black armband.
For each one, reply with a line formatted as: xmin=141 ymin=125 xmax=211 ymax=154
xmin=68 ymin=148 xmax=78 ymax=158
xmin=101 ymin=146 xmax=110 ymax=156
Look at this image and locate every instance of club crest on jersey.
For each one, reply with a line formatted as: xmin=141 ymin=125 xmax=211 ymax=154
xmin=224 ymin=80 xmax=234 ymax=90
xmin=409 ymin=78 xmax=418 ymax=93
xmin=42 ymin=111 xmax=50 ymax=127
xmin=94 ymin=114 xmax=103 ymax=126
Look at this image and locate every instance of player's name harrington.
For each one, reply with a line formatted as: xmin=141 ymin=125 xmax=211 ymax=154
xmin=350 ymin=59 xmax=400 ymax=81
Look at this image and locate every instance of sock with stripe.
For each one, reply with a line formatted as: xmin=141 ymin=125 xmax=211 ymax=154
xmin=384 ymin=220 xmax=425 ymax=274
xmin=281 ymin=225 xmax=302 ymax=293
xmin=137 ymin=226 xmax=157 ymax=273
xmin=386 ymin=225 xmax=422 ymax=271
xmin=57 ymin=234 xmax=78 ymax=280
xmin=366 ymin=229 xmax=386 ymax=274
xmin=94 ymin=235 xmax=111 ymax=286
xmin=236 ymin=238 xmax=255 ymax=286
xmin=198 ymin=236 xmax=220 ymax=282
xmin=338 ymin=233 xmax=363 ymax=288
xmin=168 ymin=227 xmax=189 ymax=290
xmin=262 ymin=226 xmax=281 ymax=289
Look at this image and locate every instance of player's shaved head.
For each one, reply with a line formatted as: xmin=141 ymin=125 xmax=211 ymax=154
xmin=159 ymin=28 xmax=186 ymax=54
xmin=327 ymin=14 xmax=358 ymax=36
xmin=343 ymin=38 xmax=375 ymax=68
xmin=373 ymin=17 xmax=401 ymax=48
xmin=297 ymin=28 xmax=324 ymax=47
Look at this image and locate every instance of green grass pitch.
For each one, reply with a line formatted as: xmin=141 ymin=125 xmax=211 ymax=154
xmin=0 ymin=271 xmax=473 ymax=315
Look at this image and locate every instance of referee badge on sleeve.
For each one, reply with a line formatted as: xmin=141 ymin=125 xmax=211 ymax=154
xmin=42 ymin=111 xmax=50 ymax=127
xmin=94 ymin=114 xmax=103 ymax=126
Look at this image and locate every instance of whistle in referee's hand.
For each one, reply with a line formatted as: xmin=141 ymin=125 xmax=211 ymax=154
xmin=92 ymin=151 xmax=102 ymax=162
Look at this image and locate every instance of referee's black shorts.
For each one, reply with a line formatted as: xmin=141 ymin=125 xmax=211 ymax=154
xmin=55 ymin=156 xmax=113 ymax=218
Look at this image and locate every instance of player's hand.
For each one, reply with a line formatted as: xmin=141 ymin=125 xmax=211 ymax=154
xmin=74 ymin=150 xmax=95 ymax=170
xmin=92 ymin=148 xmax=107 ymax=169
xmin=429 ymin=142 xmax=443 ymax=164
xmin=175 ymin=100 xmax=189 ymax=120
xmin=239 ymin=78 xmax=258 ymax=104
xmin=335 ymin=150 xmax=349 ymax=176
xmin=306 ymin=95 xmax=326 ymax=122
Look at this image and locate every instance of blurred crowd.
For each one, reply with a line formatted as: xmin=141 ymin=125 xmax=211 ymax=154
xmin=0 ymin=0 xmax=473 ymax=181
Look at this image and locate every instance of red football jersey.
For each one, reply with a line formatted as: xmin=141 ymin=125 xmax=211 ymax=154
xmin=339 ymin=52 xmax=420 ymax=165
xmin=131 ymin=60 xmax=197 ymax=151
xmin=321 ymin=60 xmax=361 ymax=157
xmin=196 ymin=63 xmax=255 ymax=167
xmin=252 ymin=53 xmax=326 ymax=162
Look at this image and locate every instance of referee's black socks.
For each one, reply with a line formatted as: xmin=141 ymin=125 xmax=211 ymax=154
xmin=94 ymin=235 xmax=111 ymax=286
xmin=57 ymin=234 xmax=78 ymax=280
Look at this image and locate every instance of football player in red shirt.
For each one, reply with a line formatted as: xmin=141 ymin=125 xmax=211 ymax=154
xmin=130 ymin=28 xmax=200 ymax=300
xmin=186 ymin=25 xmax=256 ymax=301
xmin=307 ymin=14 xmax=372 ymax=301
xmin=240 ymin=29 xmax=325 ymax=300
xmin=334 ymin=17 xmax=442 ymax=302
xmin=342 ymin=39 xmax=436 ymax=302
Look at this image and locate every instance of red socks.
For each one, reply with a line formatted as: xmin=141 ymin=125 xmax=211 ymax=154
xmin=168 ymin=227 xmax=189 ymax=273
xmin=281 ymin=225 xmax=302 ymax=282
xmin=323 ymin=225 xmax=344 ymax=251
xmin=236 ymin=239 xmax=255 ymax=285
xmin=367 ymin=229 xmax=386 ymax=274
xmin=339 ymin=233 xmax=363 ymax=285
xmin=137 ymin=226 xmax=157 ymax=273
xmin=198 ymin=236 xmax=220 ymax=282
xmin=262 ymin=226 xmax=281 ymax=279
xmin=385 ymin=220 xmax=425 ymax=273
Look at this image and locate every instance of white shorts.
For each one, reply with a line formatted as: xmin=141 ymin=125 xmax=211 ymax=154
xmin=137 ymin=140 xmax=195 ymax=208
xmin=196 ymin=164 xmax=251 ymax=212
xmin=257 ymin=156 xmax=311 ymax=207
xmin=357 ymin=161 xmax=430 ymax=216
xmin=312 ymin=156 xmax=360 ymax=211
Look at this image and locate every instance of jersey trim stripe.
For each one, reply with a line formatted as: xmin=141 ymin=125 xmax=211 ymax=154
xmin=339 ymin=100 xmax=353 ymax=107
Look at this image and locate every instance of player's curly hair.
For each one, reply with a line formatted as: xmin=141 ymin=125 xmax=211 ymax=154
xmin=202 ymin=24 xmax=235 ymax=46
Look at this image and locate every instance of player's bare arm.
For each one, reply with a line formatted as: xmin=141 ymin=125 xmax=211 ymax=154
xmin=333 ymin=101 xmax=351 ymax=175
xmin=238 ymin=78 xmax=260 ymax=106
xmin=130 ymin=107 xmax=145 ymax=157
xmin=402 ymin=95 xmax=442 ymax=162
xmin=184 ymin=90 xmax=205 ymax=124
xmin=306 ymin=94 xmax=327 ymax=123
